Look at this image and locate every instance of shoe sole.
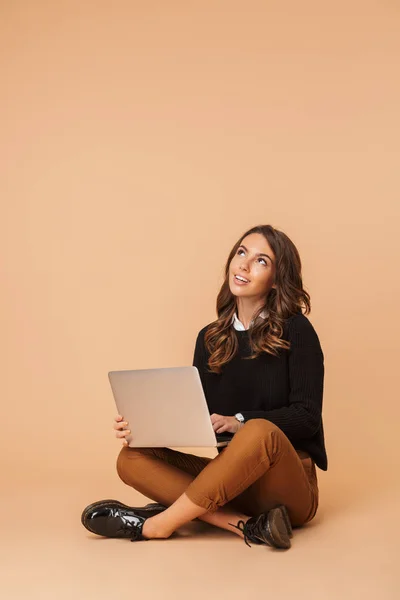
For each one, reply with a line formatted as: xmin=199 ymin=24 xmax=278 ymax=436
xmin=266 ymin=506 xmax=292 ymax=549
xmin=81 ymin=499 xmax=167 ymax=535
xmin=278 ymin=504 xmax=293 ymax=538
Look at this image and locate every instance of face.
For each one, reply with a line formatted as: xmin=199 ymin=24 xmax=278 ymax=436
xmin=229 ymin=233 xmax=276 ymax=299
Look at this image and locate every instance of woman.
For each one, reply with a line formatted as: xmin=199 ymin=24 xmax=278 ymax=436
xmin=81 ymin=224 xmax=327 ymax=550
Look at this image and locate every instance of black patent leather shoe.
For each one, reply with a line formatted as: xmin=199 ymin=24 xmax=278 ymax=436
xmin=81 ymin=499 xmax=167 ymax=541
xmin=229 ymin=505 xmax=293 ymax=549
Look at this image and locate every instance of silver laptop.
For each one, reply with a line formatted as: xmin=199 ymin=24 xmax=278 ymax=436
xmin=108 ymin=366 xmax=233 ymax=448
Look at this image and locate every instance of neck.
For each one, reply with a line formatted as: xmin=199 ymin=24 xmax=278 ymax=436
xmin=236 ymin=301 xmax=265 ymax=330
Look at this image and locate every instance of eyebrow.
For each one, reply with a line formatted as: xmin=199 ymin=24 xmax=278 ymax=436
xmin=239 ymin=245 xmax=273 ymax=263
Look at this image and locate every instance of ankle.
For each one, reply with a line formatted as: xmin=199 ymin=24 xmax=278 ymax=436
xmin=228 ymin=516 xmax=252 ymax=539
xmin=141 ymin=517 xmax=172 ymax=540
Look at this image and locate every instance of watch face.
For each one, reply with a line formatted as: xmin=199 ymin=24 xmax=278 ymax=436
xmin=236 ymin=413 xmax=244 ymax=422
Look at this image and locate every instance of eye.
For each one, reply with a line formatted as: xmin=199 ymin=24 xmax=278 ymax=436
xmin=237 ymin=248 xmax=268 ymax=266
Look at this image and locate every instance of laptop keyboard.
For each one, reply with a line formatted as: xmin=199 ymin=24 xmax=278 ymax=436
xmin=216 ymin=433 xmax=234 ymax=442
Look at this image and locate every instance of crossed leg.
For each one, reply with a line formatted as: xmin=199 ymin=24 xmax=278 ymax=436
xmin=116 ymin=419 xmax=318 ymax=539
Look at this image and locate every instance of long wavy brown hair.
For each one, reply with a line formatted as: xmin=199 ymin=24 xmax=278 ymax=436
xmin=204 ymin=224 xmax=311 ymax=374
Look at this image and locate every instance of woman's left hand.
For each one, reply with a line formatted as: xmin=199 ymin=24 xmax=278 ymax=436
xmin=211 ymin=413 xmax=243 ymax=434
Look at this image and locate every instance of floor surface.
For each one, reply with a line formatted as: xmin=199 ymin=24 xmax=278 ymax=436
xmin=2 ymin=451 xmax=399 ymax=600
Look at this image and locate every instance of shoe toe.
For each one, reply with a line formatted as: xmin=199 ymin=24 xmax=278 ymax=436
xmin=83 ymin=506 xmax=114 ymax=536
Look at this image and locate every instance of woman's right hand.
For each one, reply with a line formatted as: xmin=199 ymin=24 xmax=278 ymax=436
xmin=113 ymin=414 xmax=131 ymax=446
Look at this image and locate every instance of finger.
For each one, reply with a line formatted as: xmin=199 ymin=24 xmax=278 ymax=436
xmin=210 ymin=413 xmax=221 ymax=424
xmin=216 ymin=424 xmax=229 ymax=433
xmin=116 ymin=415 xmax=123 ymax=421
xmin=113 ymin=420 xmax=129 ymax=430
xmin=116 ymin=429 xmax=131 ymax=438
xmin=212 ymin=420 xmax=225 ymax=432
xmin=122 ymin=439 xmax=129 ymax=446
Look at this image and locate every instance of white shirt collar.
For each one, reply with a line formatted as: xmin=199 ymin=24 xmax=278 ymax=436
xmin=232 ymin=310 xmax=268 ymax=331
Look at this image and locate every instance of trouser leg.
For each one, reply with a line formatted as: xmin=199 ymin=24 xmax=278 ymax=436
xmin=116 ymin=418 xmax=319 ymax=527
xmin=116 ymin=445 xmax=212 ymax=508
xmin=184 ymin=419 xmax=319 ymax=526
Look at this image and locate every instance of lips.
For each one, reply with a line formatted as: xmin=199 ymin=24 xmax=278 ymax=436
xmin=234 ymin=274 xmax=250 ymax=283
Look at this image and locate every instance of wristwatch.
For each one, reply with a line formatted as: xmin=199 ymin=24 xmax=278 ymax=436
xmin=235 ymin=412 xmax=245 ymax=424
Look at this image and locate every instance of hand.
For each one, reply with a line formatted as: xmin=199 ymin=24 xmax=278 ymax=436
xmin=210 ymin=413 xmax=243 ymax=434
xmin=113 ymin=414 xmax=131 ymax=446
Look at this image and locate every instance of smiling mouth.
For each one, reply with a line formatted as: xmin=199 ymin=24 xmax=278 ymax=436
xmin=234 ymin=274 xmax=250 ymax=283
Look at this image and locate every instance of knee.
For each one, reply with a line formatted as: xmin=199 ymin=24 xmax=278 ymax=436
xmin=242 ymin=418 xmax=280 ymax=437
xmin=240 ymin=419 xmax=287 ymax=453
xmin=116 ymin=446 xmax=155 ymax=484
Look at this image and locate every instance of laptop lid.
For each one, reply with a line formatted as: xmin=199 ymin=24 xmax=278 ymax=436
xmin=108 ymin=366 xmax=233 ymax=448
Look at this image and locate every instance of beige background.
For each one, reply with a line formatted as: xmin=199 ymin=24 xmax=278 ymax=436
xmin=1 ymin=1 xmax=399 ymax=598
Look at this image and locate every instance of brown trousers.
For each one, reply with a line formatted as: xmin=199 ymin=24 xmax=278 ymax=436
xmin=116 ymin=418 xmax=319 ymax=527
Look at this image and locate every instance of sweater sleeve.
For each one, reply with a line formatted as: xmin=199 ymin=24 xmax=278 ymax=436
xmin=240 ymin=315 xmax=325 ymax=442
